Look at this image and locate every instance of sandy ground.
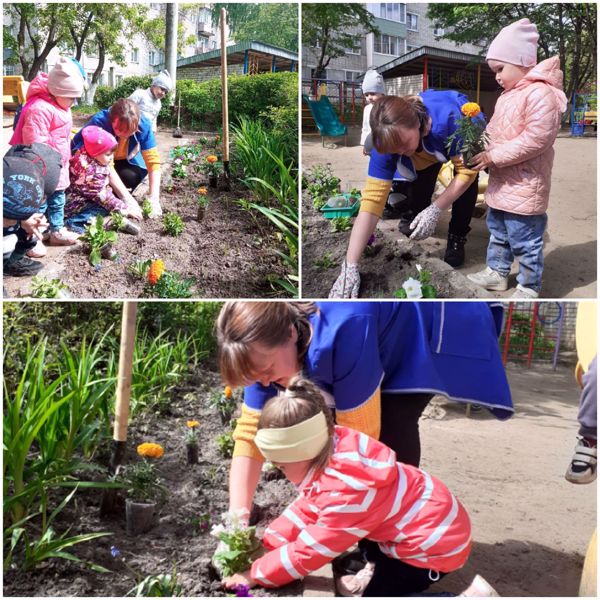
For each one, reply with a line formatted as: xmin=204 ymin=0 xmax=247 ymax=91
xmin=301 ymin=128 xmax=597 ymax=299
xmin=422 ymin=361 xmax=596 ymax=597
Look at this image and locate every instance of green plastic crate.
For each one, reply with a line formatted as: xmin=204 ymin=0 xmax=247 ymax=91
xmin=320 ymin=193 xmax=361 ymax=219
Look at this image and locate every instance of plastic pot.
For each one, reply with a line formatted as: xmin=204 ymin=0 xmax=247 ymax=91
xmin=187 ymin=444 xmax=199 ymax=464
xmin=125 ymin=499 xmax=158 ymax=535
xmin=209 ymin=175 xmax=218 ymax=188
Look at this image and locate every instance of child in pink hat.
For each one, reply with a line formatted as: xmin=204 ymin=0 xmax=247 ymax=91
xmin=65 ymin=125 xmax=142 ymax=234
xmin=468 ymin=18 xmax=567 ymax=299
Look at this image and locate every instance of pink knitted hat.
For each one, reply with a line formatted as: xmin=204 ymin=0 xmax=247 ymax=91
xmin=486 ymin=18 xmax=539 ymax=67
xmin=47 ymin=57 xmax=85 ymax=98
xmin=81 ymin=126 xmax=118 ymax=157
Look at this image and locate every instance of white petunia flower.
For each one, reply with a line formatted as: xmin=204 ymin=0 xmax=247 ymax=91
xmin=402 ymin=277 xmax=423 ymax=299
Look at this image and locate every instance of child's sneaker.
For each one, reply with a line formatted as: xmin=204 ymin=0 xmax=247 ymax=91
xmin=48 ymin=228 xmax=79 ymax=246
xmin=337 ymin=562 xmax=375 ymax=597
xmin=26 ymin=239 xmax=48 ymax=258
xmin=459 ymin=574 xmax=499 ymax=597
xmin=510 ymin=284 xmax=539 ymax=299
xmin=565 ymin=437 xmax=597 ymax=484
xmin=4 ymin=255 xmax=44 ymax=277
xmin=467 ymin=267 xmax=508 ymax=291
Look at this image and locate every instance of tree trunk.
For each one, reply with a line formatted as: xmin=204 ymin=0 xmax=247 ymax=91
xmin=165 ymin=3 xmax=178 ymax=106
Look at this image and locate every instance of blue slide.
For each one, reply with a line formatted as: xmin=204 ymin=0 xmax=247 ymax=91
xmin=303 ymin=94 xmax=348 ymax=144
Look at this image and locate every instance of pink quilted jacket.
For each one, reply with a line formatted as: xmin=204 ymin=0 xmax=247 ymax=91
xmin=10 ymin=73 xmax=73 ymax=191
xmin=485 ymin=57 xmax=567 ymax=215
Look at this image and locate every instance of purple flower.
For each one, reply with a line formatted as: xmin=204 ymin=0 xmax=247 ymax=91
xmin=233 ymin=584 xmax=252 ymax=597
xmin=367 ymin=234 xmax=376 ymax=246
xmin=95 ymin=264 xmax=102 ymax=272
xmin=110 ymin=545 xmax=121 ymax=558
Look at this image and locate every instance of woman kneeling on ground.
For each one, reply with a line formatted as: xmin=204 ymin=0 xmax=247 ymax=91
xmin=71 ymin=99 xmax=163 ymax=217
xmin=330 ymin=90 xmax=483 ymax=298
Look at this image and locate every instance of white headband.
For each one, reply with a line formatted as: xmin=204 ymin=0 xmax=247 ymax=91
xmin=255 ymin=412 xmax=329 ymax=463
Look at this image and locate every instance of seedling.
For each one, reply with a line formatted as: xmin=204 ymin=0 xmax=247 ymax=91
xmin=163 ymin=213 xmax=185 ymax=237
xmin=148 ymin=271 xmax=195 ymax=298
xmin=313 ymin=253 xmax=336 ymax=269
xmin=215 ymin=431 xmax=235 ymax=458
xmin=142 ymin=199 xmax=153 ymax=219
xmin=208 ymin=387 xmax=237 ymax=424
xmin=30 ymin=276 xmax=69 ymax=298
xmin=80 ymin=215 xmax=118 ymax=266
xmin=171 ymin=160 xmax=187 ymax=179
xmin=330 ymin=217 xmax=353 ymax=232
xmin=110 ymin=212 xmax=125 ymax=231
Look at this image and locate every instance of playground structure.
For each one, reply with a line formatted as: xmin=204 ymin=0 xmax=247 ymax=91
xmin=570 ymin=92 xmax=597 ymax=136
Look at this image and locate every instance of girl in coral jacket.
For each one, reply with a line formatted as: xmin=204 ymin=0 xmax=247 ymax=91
xmin=10 ymin=57 xmax=86 ymax=255
xmin=222 ymin=377 xmax=472 ymax=597
xmin=468 ymin=18 xmax=568 ymax=299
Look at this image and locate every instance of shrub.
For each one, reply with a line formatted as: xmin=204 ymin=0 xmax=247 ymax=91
xmin=163 ymin=213 xmax=185 ymax=237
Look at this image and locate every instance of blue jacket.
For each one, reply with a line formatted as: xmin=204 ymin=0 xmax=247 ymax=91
xmin=71 ymin=110 xmax=156 ymax=176
xmin=244 ymin=301 xmax=513 ymax=420
xmin=369 ymin=89 xmax=486 ymax=182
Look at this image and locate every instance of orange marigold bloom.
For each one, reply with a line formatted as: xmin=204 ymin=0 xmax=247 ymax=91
xmin=137 ymin=442 xmax=164 ymax=459
xmin=224 ymin=386 xmax=233 ymax=399
xmin=206 ymin=155 xmax=218 ymax=163
xmin=197 ymin=187 xmax=208 ymax=196
xmin=147 ymin=259 xmax=165 ymax=285
xmin=461 ymin=102 xmax=481 ymax=118
xmin=187 ymin=420 xmax=200 ymax=428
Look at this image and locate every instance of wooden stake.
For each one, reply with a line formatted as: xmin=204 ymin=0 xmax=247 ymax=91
xmin=220 ymin=8 xmax=230 ymax=187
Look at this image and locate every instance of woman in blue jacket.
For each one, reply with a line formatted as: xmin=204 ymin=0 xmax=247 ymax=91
xmin=330 ymin=90 xmax=484 ymax=298
xmin=71 ymin=98 xmax=163 ymax=217
xmin=216 ymin=301 xmax=512 ymax=519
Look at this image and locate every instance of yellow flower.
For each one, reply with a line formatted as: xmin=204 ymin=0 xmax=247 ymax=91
xmin=224 ymin=386 xmax=233 ymax=399
xmin=137 ymin=442 xmax=164 ymax=459
xmin=197 ymin=187 xmax=208 ymax=196
xmin=461 ymin=102 xmax=481 ymax=118
xmin=147 ymin=259 xmax=165 ymax=285
xmin=187 ymin=420 xmax=200 ymax=428
xmin=206 ymin=155 xmax=218 ymax=164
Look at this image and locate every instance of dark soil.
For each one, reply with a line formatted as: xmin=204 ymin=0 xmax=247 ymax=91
xmin=3 ymin=368 xmax=302 ymax=597
xmin=301 ymin=192 xmax=491 ymax=299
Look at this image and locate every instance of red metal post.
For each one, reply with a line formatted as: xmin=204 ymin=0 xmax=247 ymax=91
xmin=339 ymin=81 xmax=344 ymax=123
xmin=351 ymin=84 xmax=356 ymax=126
xmin=526 ymin=303 xmax=540 ymax=368
xmin=502 ymin=304 xmax=514 ymax=365
xmin=423 ymin=56 xmax=429 ymax=91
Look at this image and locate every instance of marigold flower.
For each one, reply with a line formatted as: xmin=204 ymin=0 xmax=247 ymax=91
xmin=461 ymin=102 xmax=481 ymax=118
xmin=224 ymin=386 xmax=233 ymax=399
xmin=206 ymin=155 xmax=218 ymax=164
xmin=187 ymin=420 xmax=200 ymax=428
xmin=147 ymin=259 xmax=165 ymax=285
xmin=197 ymin=187 xmax=208 ymax=196
xmin=137 ymin=442 xmax=164 ymax=459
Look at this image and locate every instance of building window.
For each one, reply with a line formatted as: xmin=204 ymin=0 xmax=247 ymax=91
xmin=433 ymin=27 xmax=445 ymax=37
xmin=367 ymin=3 xmax=405 ymax=24
xmin=407 ymin=13 xmax=418 ymax=31
xmin=345 ymin=43 xmax=361 ymax=55
xmin=374 ymin=33 xmax=405 ymax=56
xmin=148 ymin=50 xmax=156 ymax=66
xmin=131 ymin=48 xmax=139 ymax=63
xmin=116 ymin=74 xmax=123 ymax=86
xmin=4 ymin=64 xmax=16 ymax=76
xmin=345 ymin=71 xmax=361 ymax=82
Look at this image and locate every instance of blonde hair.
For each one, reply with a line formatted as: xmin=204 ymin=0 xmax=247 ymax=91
xmin=370 ymin=95 xmax=428 ymax=154
xmin=258 ymin=376 xmax=334 ymax=473
xmin=216 ymin=302 xmax=317 ymax=387
xmin=108 ymin=99 xmax=140 ymax=136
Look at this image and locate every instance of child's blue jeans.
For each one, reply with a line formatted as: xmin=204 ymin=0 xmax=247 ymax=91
xmin=486 ymin=208 xmax=547 ymax=293
xmin=42 ymin=190 xmax=67 ymax=232
xmin=65 ymin=203 xmax=110 ymax=234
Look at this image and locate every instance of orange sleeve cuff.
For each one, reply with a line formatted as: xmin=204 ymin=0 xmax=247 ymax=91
xmin=232 ymin=404 xmax=264 ymax=461
xmin=142 ymin=148 xmax=161 ymax=172
xmin=359 ymin=177 xmax=392 ymax=218
xmin=335 ymin=389 xmax=381 ymax=440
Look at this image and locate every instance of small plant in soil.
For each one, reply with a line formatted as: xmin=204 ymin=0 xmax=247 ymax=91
xmin=142 ymin=198 xmax=153 ymax=219
xmin=330 ymin=216 xmax=353 ymax=232
xmin=211 ymin=509 xmax=261 ymax=577
xmin=80 ymin=215 xmax=118 ymax=266
xmin=109 ymin=211 xmax=125 ymax=231
xmin=394 ymin=264 xmax=437 ymax=299
xmin=216 ymin=429 xmax=235 ymax=459
xmin=313 ymin=252 xmax=336 ymax=269
xmin=208 ymin=386 xmax=237 ymax=424
xmin=196 ymin=187 xmax=209 ymax=220
xmin=149 ymin=271 xmax=195 ymax=299
xmin=184 ymin=419 xmax=200 ymax=464
xmin=163 ymin=212 xmax=185 ymax=236
xmin=349 ymin=187 xmax=362 ymax=198
xmin=201 ymin=154 xmax=223 ymax=186
xmin=118 ymin=442 xmax=168 ymax=503
xmin=304 ymin=164 xmax=341 ymax=209
xmin=171 ymin=159 xmax=187 ymax=179
xmin=192 ymin=511 xmax=217 ymax=535
xmin=199 ymin=465 xmax=227 ymax=488
xmin=30 ymin=275 xmax=69 ymax=298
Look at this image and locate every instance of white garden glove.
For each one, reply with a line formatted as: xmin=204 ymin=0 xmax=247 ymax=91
xmin=148 ymin=196 xmax=163 ymax=218
xmin=329 ymin=261 xmax=360 ymax=298
xmin=409 ymin=203 xmax=442 ymax=241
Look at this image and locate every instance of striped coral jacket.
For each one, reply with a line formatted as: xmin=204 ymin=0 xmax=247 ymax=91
xmin=250 ymin=426 xmax=471 ymax=587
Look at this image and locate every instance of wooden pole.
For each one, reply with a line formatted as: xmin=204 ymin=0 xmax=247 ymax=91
xmin=220 ymin=8 xmax=230 ymax=188
xmin=476 ymin=64 xmax=481 ymax=105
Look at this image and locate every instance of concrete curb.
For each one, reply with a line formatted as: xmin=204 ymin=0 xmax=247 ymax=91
xmin=302 ymin=562 xmax=336 ymax=597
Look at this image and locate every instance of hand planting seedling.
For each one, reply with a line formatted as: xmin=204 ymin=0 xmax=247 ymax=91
xmin=30 ymin=276 xmax=69 ymax=298
xmin=211 ymin=509 xmax=261 ymax=577
xmin=80 ymin=215 xmax=118 ymax=266
xmin=394 ymin=264 xmax=437 ymax=299
xmin=330 ymin=216 xmax=353 ymax=233
xmin=163 ymin=213 xmax=185 ymax=236
xmin=208 ymin=386 xmax=237 ymax=424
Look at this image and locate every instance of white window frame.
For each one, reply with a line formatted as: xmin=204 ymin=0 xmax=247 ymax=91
xmin=345 ymin=70 xmax=361 ymax=82
xmin=374 ymin=33 xmax=406 ymax=56
xmin=345 ymin=43 xmax=361 ymax=55
xmin=407 ymin=13 xmax=418 ymax=31
xmin=131 ymin=48 xmax=139 ymax=63
xmin=433 ymin=27 xmax=445 ymax=37
xmin=148 ymin=50 xmax=156 ymax=66
xmin=367 ymin=3 xmax=406 ymax=24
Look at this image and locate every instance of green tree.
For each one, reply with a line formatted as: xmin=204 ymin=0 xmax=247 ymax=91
xmin=211 ymin=4 xmax=298 ymax=51
xmin=427 ymin=3 xmax=597 ymax=100
xmin=302 ymin=4 xmax=379 ymax=79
